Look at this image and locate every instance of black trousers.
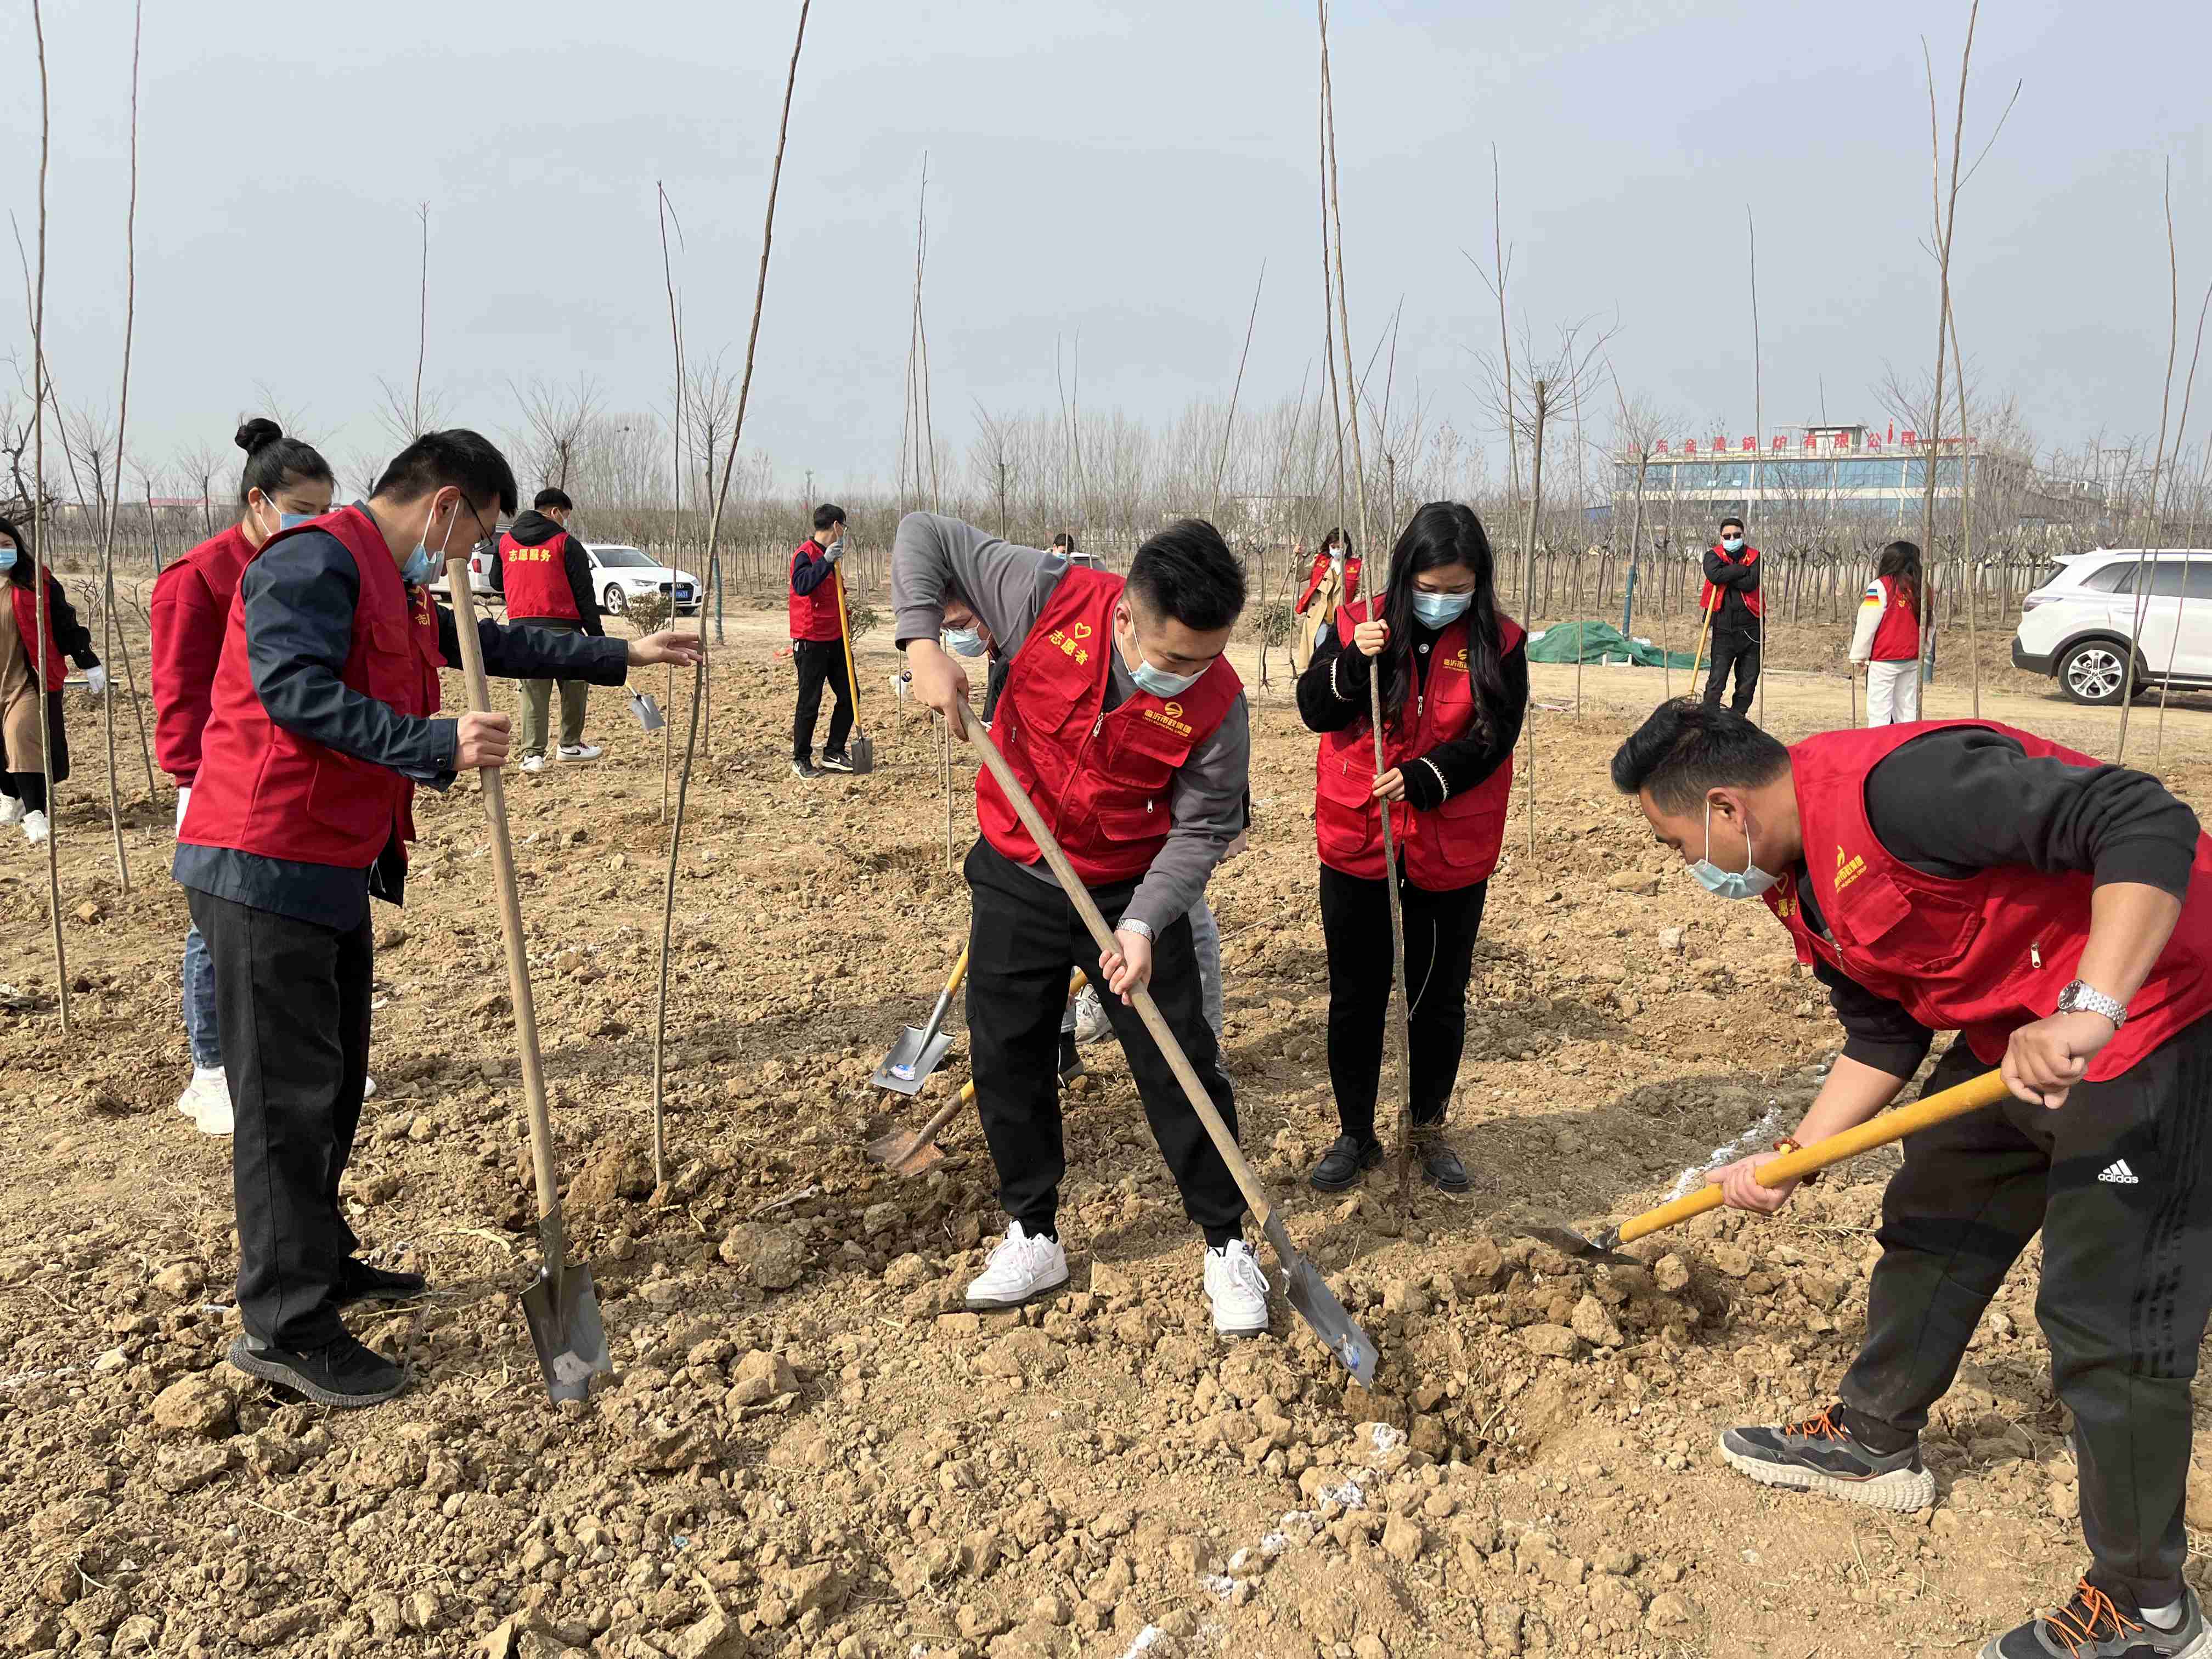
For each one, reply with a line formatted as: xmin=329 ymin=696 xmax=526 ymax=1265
xmin=792 ymin=638 xmax=853 ymax=762
xmin=0 ymin=771 xmax=47 ymax=814
xmin=1702 ymin=625 xmax=1760 ymax=715
xmin=1 ymin=689 xmax=70 ymax=792
xmin=188 ymin=889 xmax=373 ymax=1351
xmin=1840 ymin=1023 xmax=2212 ymax=1608
xmin=1319 ymin=863 xmax=1487 ymax=1141
xmin=964 ymin=839 xmax=1244 ymax=1246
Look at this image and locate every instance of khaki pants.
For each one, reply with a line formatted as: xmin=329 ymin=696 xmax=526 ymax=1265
xmin=517 ymin=621 xmax=590 ymax=757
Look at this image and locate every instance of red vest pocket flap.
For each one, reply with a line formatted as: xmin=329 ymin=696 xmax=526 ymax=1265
xmin=1092 ymin=801 xmax=1165 ymax=844
xmin=1830 ymin=868 xmax=1983 ymax=972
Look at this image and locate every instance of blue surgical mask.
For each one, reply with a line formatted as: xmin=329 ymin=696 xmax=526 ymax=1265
xmin=402 ymin=497 xmax=464 ymax=587
xmin=943 ymin=628 xmax=987 ymax=658
xmin=1688 ymin=800 xmax=1779 ymax=900
xmin=1721 ymin=535 xmax=1746 ymax=554
xmin=0 ymin=544 xmax=15 ymax=572
xmin=1412 ymin=590 xmax=1472 ymax=628
xmin=1130 ymin=657 xmax=1204 ymax=699
xmin=279 ymin=510 xmax=316 ymax=531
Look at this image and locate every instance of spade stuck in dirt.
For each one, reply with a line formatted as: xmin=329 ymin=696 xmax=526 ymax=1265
xmin=444 ymin=555 xmax=612 ymax=1403
xmin=868 ymin=970 xmax=1086 ymax=1176
xmin=874 ymin=946 xmax=967 ymax=1094
xmin=832 ymin=566 xmax=874 ymax=774
xmin=1530 ymin=1067 xmax=2012 ymax=1267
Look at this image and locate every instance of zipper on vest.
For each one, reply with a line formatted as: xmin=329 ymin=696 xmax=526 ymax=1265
xmin=2030 ymin=941 xmax=2042 ymax=970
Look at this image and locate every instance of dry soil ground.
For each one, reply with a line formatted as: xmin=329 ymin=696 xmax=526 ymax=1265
xmin=4 ymin=603 xmax=2212 ymax=1659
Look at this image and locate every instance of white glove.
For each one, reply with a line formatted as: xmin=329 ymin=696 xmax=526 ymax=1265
xmin=824 ymin=539 xmax=845 ymax=565
xmin=84 ymin=665 xmax=108 ymax=696
xmin=175 ymin=785 xmax=190 ymax=835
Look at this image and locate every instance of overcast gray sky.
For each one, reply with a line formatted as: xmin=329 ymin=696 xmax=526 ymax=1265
xmin=5 ymin=0 xmax=2206 ymax=498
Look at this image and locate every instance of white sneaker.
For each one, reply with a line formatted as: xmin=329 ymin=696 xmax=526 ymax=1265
xmin=519 ymin=754 xmax=546 ymax=774
xmin=177 ymin=1065 xmax=226 ymax=1121
xmin=0 ymin=797 xmax=20 ymax=826
xmin=557 ymin=743 xmax=602 ymax=762
xmin=22 ymin=810 xmax=49 ymax=845
xmin=964 ymin=1221 xmax=1069 ymax=1311
xmin=1204 ymin=1239 xmax=1271 ymax=1336
xmin=1073 ymin=985 xmax=1109 ymax=1045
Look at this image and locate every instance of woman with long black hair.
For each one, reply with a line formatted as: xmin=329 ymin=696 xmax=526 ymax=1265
xmin=0 ymin=512 xmax=103 ymax=846
xmin=1849 ymin=539 xmax=1923 ymax=725
xmin=1296 ymin=501 xmax=1527 ymax=1192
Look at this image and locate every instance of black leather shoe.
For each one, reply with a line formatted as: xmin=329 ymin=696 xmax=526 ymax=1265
xmin=1414 ymin=1131 xmax=1470 ymax=1193
xmin=1057 ymin=1031 xmax=1085 ymax=1085
xmin=228 ymin=1332 xmax=408 ymax=1408
xmin=334 ymin=1260 xmax=428 ymax=1311
xmin=1309 ymin=1134 xmax=1384 ymax=1191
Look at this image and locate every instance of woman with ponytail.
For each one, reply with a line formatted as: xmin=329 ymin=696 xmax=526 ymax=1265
xmin=1296 ymin=501 xmax=1527 ymax=1193
xmin=151 ymin=417 xmax=335 ymax=1134
xmin=1849 ymin=539 xmax=1925 ymax=725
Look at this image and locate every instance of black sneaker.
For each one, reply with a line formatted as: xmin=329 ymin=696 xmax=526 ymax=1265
xmin=228 ymin=1332 xmax=408 ymax=1409
xmin=333 ymin=1260 xmax=428 ymax=1311
xmin=820 ymin=751 xmax=855 ymax=774
xmin=1309 ymin=1133 xmax=1384 ymax=1192
xmin=1718 ymin=1403 xmax=1934 ymax=1511
xmin=1057 ymin=1031 xmax=1085 ymax=1085
xmin=791 ymin=758 xmax=822 ymax=780
xmin=1980 ymin=1581 xmax=2207 ymax=1658
xmin=1412 ymin=1130 xmax=1470 ymax=1193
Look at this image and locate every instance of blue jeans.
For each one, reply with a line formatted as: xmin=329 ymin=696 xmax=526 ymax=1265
xmin=182 ymin=924 xmax=222 ymax=1068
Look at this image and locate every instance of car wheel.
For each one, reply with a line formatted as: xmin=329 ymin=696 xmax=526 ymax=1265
xmin=602 ymin=585 xmax=627 ymax=616
xmin=2058 ymin=640 xmax=2130 ymax=706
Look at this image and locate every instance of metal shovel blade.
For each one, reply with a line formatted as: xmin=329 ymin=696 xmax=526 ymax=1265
xmin=1523 ymin=1223 xmax=1638 ymax=1269
xmin=872 ymin=1027 xmax=955 ymax=1095
xmin=520 ymin=1261 xmax=612 ymax=1403
xmin=1264 ymin=1212 xmax=1378 ymax=1386
xmin=848 ymin=733 xmax=876 ymax=775
xmin=863 ymin=1124 xmax=947 ymax=1177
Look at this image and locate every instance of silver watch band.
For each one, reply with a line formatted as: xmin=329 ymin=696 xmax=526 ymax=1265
xmin=1118 ymin=917 xmax=1155 ymax=943
xmin=2059 ymin=979 xmax=2127 ymax=1027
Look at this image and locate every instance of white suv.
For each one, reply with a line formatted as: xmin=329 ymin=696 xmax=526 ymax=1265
xmin=2012 ymin=550 xmax=2212 ymax=705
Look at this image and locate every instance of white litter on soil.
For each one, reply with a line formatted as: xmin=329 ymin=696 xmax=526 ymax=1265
xmin=1117 ymin=1627 xmax=1163 ymax=1657
xmin=1662 ymin=1101 xmax=1792 ymax=1201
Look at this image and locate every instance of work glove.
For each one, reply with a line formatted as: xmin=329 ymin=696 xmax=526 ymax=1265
xmin=824 ymin=538 xmax=845 ymax=565
xmin=84 ymin=665 xmax=108 ymax=697
xmin=175 ymin=785 xmax=190 ymax=834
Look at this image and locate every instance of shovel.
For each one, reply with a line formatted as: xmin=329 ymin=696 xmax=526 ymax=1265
xmin=965 ymin=720 xmax=1378 ymax=1385
xmin=1529 ymin=1068 xmax=2012 ymax=1268
xmin=443 ymin=552 xmax=612 ymax=1404
xmin=868 ymin=970 xmax=1087 ymax=1176
xmin=832 ymin=566 xmax=875 ymax=774
xmin=875 ymin=946 xmax=968 ymax=1094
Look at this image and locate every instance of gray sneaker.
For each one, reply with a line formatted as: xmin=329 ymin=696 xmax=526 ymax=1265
xmin=1718 ymin=1403 xmax=1935 ymax=1512
xmin=1979 ymin=1582 xmax=2208 ymax=1658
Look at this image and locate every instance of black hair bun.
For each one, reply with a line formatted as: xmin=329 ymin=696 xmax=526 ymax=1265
xmin=234 ymin=416 xmax=283 ymax=455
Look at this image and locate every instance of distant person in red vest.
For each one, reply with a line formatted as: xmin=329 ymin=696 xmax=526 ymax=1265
xmin=174 ymin=429 xmax=699 ymax=1409
xmin=1699 ymin=516 xmax=1762 ymax=718
xmin=1849 ymin=539 xmax=1923 ymax=726
xmin=789 ymin=503 xmax=856 ymax=778
xmin=152 ymin=418 xmax=337 ymax=1136
xmin=1291 ymin=529 xmax=1359 ymax=676
xmin=1613 ymin=699 xmax=2212 ymax=1657
xmin=896 ymin=512 xmax=1267 ymax=1337
xmin=1297 ymin=502 xmax=1526 ymax=1193
xmin=499 ymin=486 xmax=605 ymax=774
xmin=0 ymin=514 xmax=102 ymax=847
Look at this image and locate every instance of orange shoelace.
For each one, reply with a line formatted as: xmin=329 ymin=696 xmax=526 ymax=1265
xmin=2040 ymin=1583 xmax=2140 ymax=1656
xmin=1782 ymin=1405 xmax=1848 ymax=1442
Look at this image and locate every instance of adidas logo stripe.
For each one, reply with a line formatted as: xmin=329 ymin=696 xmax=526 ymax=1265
xmin=2098 ymin=1159 xmax=2140 ymax=1185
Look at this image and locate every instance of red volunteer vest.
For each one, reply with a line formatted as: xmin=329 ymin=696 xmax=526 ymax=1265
xmin=179 ymin=505 xmax=447 ymax=870
xmin=151 ymin=525 xmax=259 ymax=783
xmin=1314 ymin=600 xmax=1523 ymax=889
xmin=1763 ymin=721 xmax=2212 ymax=1081
xmin=1868 ymin=574 xmax=1920 ymax=662
xmin=499 ymin=529 xmax=579 ymax=621
xmin=1700 ymin=545 xmax=1763 ymax=619
xmin=788 ymin=541 xmax=843 ymax=642
xmin=977 ymin=566 xmax=1243 ymax=886
xmin=9 ymin=579 xmax=69 ymax=684
xmin=1295 ymin=551 xmax=1361 ymax=614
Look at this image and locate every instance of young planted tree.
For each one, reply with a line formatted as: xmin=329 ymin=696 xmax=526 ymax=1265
xmin=26 ymin=0 xmax=65 ymax=1029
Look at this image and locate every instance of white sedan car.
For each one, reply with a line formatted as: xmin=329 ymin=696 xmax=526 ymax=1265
xmin=585 ymin=544 xmax=702 ymax=617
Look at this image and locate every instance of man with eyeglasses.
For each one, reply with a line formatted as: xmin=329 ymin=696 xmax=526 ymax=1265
xmin=176 ymin=429 xmax=700 ymax=1409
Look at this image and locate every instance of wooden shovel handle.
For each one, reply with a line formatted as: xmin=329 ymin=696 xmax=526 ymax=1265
xmin=902 ymin=970 xmax=1082 ymax=1149
xmin=1616 ymin=1068 xmax=2012 ymax=1245
xmin=944 ymin=946 xmax=970 ymax=998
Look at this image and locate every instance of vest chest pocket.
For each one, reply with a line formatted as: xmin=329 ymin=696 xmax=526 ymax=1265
xmin=1098 ymin=707 xmax=1195 ymax=786
xmin=1831 ymin=868 xmax=1984 ymax=975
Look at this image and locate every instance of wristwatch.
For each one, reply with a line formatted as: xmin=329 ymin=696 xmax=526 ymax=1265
xmin=2056 ymin=979 xmax=2127 ymax=1028
xmin=1118 ymin=918 xmax=1156 ymax=943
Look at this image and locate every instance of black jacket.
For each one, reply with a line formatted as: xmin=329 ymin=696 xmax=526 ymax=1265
xmin=1701 ymin=544 xmax=1761 ymax=633
xmin=1296 ymin=620 xmax=1529 ymax=810
xmin=8 ymin=569 xmax=101 ymax=680
xmin=498 ymin=510 xmax=603 ymax=635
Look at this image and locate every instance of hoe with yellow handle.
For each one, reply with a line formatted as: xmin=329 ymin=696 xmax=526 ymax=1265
xmin=1530 ymin=1068 xmax=2013 ymax=1267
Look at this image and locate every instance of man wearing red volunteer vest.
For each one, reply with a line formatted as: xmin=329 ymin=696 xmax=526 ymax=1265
xmin=1613 ymin=699 xmax=2212 ymax=1658
xmin=1700 ymin=516 xmax=1762 ymax=718
xmin=789 ymin=503 xmax=857 ymax=778
xmin=176 ymin=430 xmax=700 ymax=1410
xmin=895 ymin=512 xmax=1268 ymax=1336
xmin=498 ymin=486 xmax=605 ymax=773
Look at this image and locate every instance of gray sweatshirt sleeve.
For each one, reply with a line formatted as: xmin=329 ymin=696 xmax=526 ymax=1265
xmin=1124 ymin=694 xmax=1251 ymax=935
xmin=891 ymin=512 xmax=1064 ymax=656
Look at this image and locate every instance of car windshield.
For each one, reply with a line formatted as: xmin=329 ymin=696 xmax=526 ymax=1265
xmin=594 ymin=546 xmax=657 ymax=569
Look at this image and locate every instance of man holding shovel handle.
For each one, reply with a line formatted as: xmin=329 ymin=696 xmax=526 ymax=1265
xmin=1613 ymin=698 xmax=2212 ymax=1659
xmin=176 ymin=431 xmax=699 ymax=1409
xmin=894 ymin=510 xmax=1271 ymax=1337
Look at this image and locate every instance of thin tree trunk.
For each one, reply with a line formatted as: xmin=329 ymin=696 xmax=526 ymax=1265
xmin=27 ymin=0 xmax=66 ymax=1030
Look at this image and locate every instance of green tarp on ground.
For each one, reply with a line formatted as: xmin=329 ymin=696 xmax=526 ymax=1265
xmin=1525 ymin=620 xmax=1697 ymax=669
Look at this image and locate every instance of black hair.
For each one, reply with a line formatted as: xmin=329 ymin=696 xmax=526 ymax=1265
xmin=234 ymin=417 xmax=334 ymax=510
xmin=1610 ymin=698 xmax=1790 ymax=812
xmin=1373 ymin=501 xmax=1509 ymax=737
xmin=1125 ymin=518 xmax=1245 ymax=633
xmin=812 ymin=503 xmax=847 ymax=534
xmin=1876 ymin=539 xmax=1922 ymax=616
xmin=1719 ymin=517 xmax=1745 ymax=536
xmin=1321 ymin=527 xmax=1350 ymax=554
xmin=534 ymin=487 xmax=573 ymax=513
xmin=371 ymin=429 xmax=519 ymax=517
xmin=1051 ymin=531 xmax=1077 ymax=552
xmin=0 ymin=512 xmax=31 ymax=589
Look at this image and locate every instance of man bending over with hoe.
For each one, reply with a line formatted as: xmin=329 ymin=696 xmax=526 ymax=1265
xmin=1613 ymin=698 xmax=2212 ymax=1659
xmin=896 ymin=512 xmax=1268 ymax=1337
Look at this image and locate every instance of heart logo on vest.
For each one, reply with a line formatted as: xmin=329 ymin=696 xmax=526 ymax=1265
xmin=1071 ymin=622 xmax=1093 ymax=640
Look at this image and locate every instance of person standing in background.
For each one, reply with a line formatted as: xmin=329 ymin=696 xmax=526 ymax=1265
xmin=0 ymin=514 xmax=103 ymax=847
xmin=1850 ymin=539 xmax=1924 ymax=726
xmin=1700 ymin=516 xmax=1762 ymax=718
xmin=499 ymin=487 xmax=606 ymax=774
xmin=790 ymin=503 xmax=856 ymax=778
xmin=152 ymin=418 xmax=336 ymax=1135
xmin=1291 ymin=529 xmax=1359 ymax=677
